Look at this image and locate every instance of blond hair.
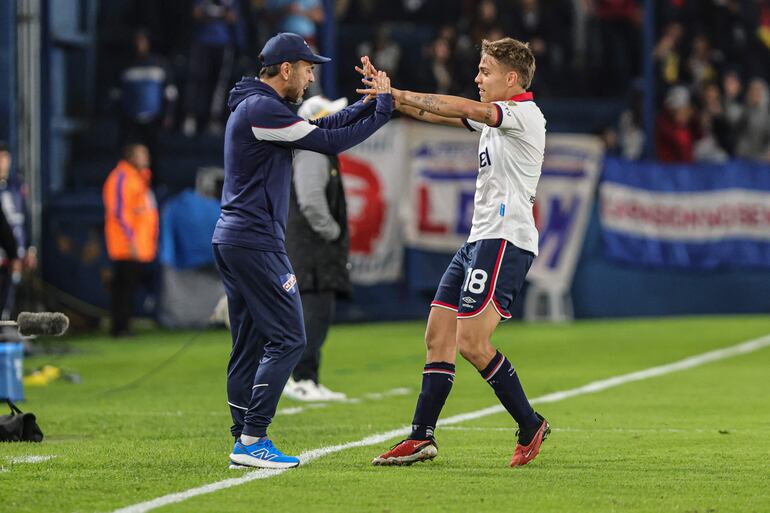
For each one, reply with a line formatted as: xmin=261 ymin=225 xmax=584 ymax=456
xmin=481 ymin=38 xmax=536 ymax=90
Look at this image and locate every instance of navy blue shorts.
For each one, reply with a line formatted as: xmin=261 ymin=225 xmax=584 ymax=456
xmin=432 ymin=239 xmax=534 ymax=319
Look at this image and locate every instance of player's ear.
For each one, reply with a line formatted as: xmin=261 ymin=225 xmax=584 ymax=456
xmin=507 ymin=70 xmax=518 ymax=88
xmin=281 ymin=62 xmax=292 ymax=80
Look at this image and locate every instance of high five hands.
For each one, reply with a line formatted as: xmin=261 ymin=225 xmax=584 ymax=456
xmin=355 ymin=56 xmax=396 ymax=104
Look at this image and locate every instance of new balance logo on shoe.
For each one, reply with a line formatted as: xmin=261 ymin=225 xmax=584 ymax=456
xmin=248 ymin=448 xmax=278 ymax=460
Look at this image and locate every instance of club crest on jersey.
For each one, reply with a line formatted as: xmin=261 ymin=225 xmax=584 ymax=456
xmin=479 ymin=147 xmax=491 ymax=167
xmin=280 ymin=273 xmax=297 ymax=295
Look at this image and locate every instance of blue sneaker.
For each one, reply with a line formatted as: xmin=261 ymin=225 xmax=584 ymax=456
xmin=229 ymin=438 xmax=301 ymax=469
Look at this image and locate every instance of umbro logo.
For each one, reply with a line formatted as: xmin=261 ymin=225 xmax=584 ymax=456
xmin=462 ymin=296 xmax=476 ymax=304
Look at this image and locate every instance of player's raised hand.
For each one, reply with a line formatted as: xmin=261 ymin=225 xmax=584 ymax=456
xmin=356 ymin=56 xmax=380 ymax=103
xmin=355 ymin=56 xmax=379 ymax=79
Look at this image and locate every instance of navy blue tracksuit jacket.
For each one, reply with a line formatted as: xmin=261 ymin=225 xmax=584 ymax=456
xmin=213 ymin=77 xmax=392 ymax=438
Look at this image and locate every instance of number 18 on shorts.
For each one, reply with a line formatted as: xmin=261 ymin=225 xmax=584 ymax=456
xmin=431 ymin=239 xmax=534 ymax=320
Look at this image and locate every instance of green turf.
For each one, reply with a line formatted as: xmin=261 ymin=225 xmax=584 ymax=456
xmin=2 ymin=316 xmax=770 ymax=512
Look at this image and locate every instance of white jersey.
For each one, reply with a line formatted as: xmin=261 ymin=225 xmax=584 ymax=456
xmin=462 ymin=92 xmax=545 ymax=255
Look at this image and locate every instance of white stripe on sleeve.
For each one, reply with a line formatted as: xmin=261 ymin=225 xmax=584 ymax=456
xmin=251 ymin=120 xmax=318 ymax=142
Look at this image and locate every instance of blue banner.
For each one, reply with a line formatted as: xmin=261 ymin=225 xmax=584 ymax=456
xmin=600 ymin=158 xmax=770 ymax=269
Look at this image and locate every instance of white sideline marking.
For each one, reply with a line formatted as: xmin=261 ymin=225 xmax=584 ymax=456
xmin=100 ymin=388 xmax=413 ymax=419
xmin=441 ymin=426 xmax=715 ymax=434
xmin=111 ymin=334 xmax=770 ymax=513
xmin=8 ymin=455 xmax=56 ymax=464
xmin=362 ymin=387 xmax=411 ymax=400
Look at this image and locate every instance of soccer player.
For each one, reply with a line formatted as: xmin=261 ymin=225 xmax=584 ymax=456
xmin=213 ymin=32 xmax=393 ymax=469
xmin=357 ymin=38 xmax=550 ymax=468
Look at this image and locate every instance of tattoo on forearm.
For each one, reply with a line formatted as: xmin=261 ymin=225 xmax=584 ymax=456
xmin=483 ymin=106 xmax=494 ymax=123
xmin=418 ymin=109 xmax=426 ymax=117
xmin=422 ymin=95 xmax=441 ymax=113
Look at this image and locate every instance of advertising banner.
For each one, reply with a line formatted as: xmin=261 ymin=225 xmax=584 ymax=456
xmin=341 ymin=121 xmax=408 ymax=284
xmin=527 ymin=135 xmax=604 ymax=290
xmin=600 ymin=158 xmax=770 ymax=268
xmin=403 ymin=124 xmax=480 ymax=251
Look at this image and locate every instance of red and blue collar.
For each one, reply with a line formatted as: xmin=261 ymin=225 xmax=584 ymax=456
xmin=508 ymin=91 xmax=534 ymax=102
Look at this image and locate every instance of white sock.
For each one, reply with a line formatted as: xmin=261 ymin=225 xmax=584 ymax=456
xmin=240 ymin=435 xmax=261 ymax=445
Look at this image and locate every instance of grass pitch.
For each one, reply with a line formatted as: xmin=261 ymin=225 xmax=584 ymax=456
xmin=2 ymin=316 xmax=770 ymax=512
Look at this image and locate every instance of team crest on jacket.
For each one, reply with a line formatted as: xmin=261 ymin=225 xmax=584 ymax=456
xmin=280 ymin=273 xmax=297 ymax=295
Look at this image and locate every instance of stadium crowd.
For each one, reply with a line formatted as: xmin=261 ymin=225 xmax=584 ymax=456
xmin=604 ymin=0 xmax=770 ymax=162
xmin=107 ymin=0 xmax=770 ymax=162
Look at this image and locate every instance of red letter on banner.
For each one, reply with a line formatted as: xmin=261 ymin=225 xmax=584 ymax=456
xmin=418 ymin=185 xmax=448 ymax=234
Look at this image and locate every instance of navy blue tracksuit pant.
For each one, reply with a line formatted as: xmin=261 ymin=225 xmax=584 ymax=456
xmin=213 ymin=243 xmax=307 ymax=438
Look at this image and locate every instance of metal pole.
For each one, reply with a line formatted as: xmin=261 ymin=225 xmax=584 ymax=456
xmin=17 ymin=0 xmax=43 ymax=250
xmin=320 ymin=0 xmax=337 ymax=98
xmin=641 ymin=0 xmax=656 ymax=160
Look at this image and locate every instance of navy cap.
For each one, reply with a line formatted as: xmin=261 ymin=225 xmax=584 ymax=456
xmin=259 ymin=32 xmax=331 ymax=67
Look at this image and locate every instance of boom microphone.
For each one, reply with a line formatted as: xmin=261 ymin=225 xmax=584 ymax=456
xmin=0 ymin=312 xmax=70 ymax=336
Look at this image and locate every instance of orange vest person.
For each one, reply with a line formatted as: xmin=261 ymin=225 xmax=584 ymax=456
xmin=102 ymin=143 xmax=158 ymax=336
xmin=103 ymin=145 xmax=159 ymax=262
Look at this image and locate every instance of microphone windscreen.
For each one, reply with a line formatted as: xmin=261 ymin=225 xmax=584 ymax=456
xmin=17 ymin=312 xmax=70 ymax=337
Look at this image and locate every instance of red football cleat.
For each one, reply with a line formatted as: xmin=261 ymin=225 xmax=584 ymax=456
xmin=372 ymin=438 xmax=438 ymax=466
xmin=510 ymin=415 xmax=550 ymax=468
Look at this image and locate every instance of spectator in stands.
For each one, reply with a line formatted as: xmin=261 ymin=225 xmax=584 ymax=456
xmin=654 ymin=22 xmax=685 ymax=88
xmin=336 ymin=0 xmax=381 ymax=23
xmin=735 ymin=78 xmax=770 ymax=161
xmin=183 ymin=0 xmax=245 ymax=137
xmin=419 ymin=36 xmax=454 ymax=94
xmin=507 ymin=0 xmax=559 ymax=93
xmin=283 ymin=96 xmax=351 ymax=402
xmin=722 ymin=70 xmax=745 ymax=140
xmin=452 ymin=22 xmax=485 ymax=99
xmin=694 ymin=82 xmax=729 ymax=163
xmin=241 ymin=0 xmax=272 ymax=62
xmin=468 ymin=0 xmax=503 ymax=43
xmin=685 ymin=34 xmax=720 ymax=92
xmin=590 ymin=0 xmax=641 ymax=95
xmin=118 ymin=28 xmax=177 ymax=159
xmin=655 ymin=85 xmax=702 ymax=163
xmin=616 ymin=82 xmax=645 ymax=160
xmin=0 ymin=142 xmax=32 ymax=320
xmin=264 ymin=0 xmax=325 ymax=97
xmin=265 ymin=0 xmax=324 ymax=46
xmin=357 ymin=25 xmax=401 ymax=84
xmin=711 ymin=0 xmax=750 ymax=65
xmin=102 ymin=143 xmax=159 ymax=337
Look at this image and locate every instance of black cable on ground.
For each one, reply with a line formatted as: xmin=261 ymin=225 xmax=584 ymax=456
xmin=97 ymin=332 xmax=203 ymax=396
